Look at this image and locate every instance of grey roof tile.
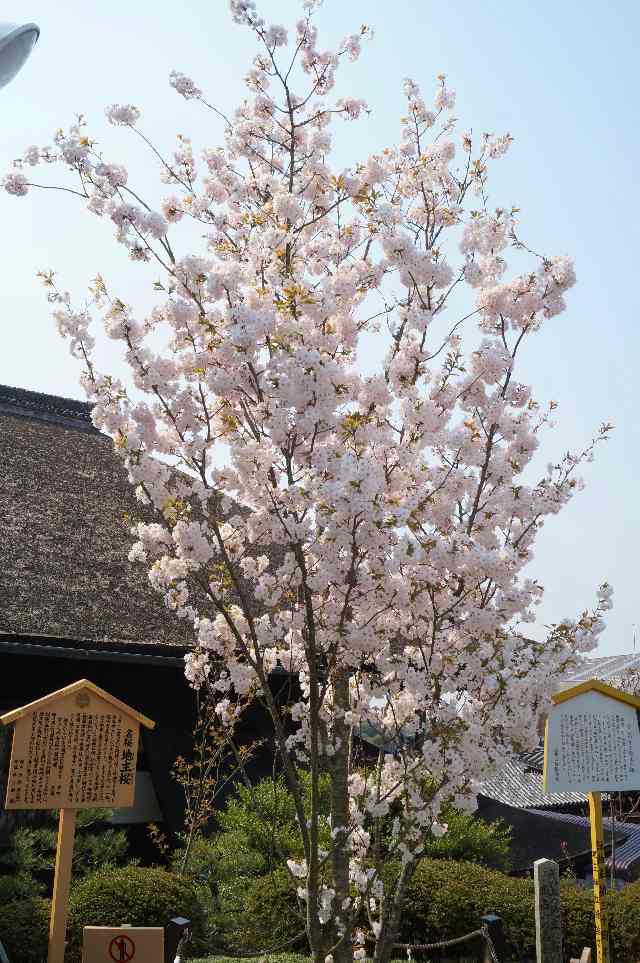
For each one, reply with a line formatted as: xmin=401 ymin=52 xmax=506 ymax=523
xmin=479 ymin=754 xmax=587 ymax=809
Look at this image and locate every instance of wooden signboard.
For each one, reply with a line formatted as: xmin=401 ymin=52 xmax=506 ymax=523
xmin=82 ymin=927 xmax=164 ymax=963
xmin=544 ymin=679 xmax=640 ymax=963
xmin=1 ymin=681 xmax=155 ymax=963
xmin=2 ymin=682 xmax=153 ymax=810
xmin=544 ymin=680 xmax=640 ymax=794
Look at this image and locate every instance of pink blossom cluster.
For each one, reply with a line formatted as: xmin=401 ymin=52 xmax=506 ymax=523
xmin=4 ymin=2 xmax=612 ymax=960
xmin=169 ymin=70 xmax=203 ymax=101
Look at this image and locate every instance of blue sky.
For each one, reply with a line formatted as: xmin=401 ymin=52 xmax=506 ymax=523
xmin=2 ymin=0 xmax=638 ymax=655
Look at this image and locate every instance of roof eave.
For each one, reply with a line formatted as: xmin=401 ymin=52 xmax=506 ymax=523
xmin=0 ymin=631 xmax=188 ymax=667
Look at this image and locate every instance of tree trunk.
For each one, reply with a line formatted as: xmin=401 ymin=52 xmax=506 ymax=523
xmin=372 ymin=859 xmax=416 ymax=963
xmin=331 ymin=668 xmax=354 ymax=963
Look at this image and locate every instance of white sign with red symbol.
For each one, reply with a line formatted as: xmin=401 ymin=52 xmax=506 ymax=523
xmin=109 ymin=936 xmax=135 ymax=963
xmin=82 ymin=927 xmax=164 ymax=963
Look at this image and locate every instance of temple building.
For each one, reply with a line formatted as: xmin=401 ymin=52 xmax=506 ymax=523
xmin=0 ymin=383 xmax=264 ymax=840
xmin=4 ymin=382 xmax=640 ymax=876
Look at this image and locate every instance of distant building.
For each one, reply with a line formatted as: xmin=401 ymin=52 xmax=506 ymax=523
xmin=4 ymin=382 xmax=639 ymax=860
xmin=0 ymin=384 xmax=271 ymax=839
xmin=478 ymin=747 xmax=587 ymax=812
xmin=477 ymin=661 xmax=640 ymax=880
xmin=562 ymin=653 xmax=640 ymax=691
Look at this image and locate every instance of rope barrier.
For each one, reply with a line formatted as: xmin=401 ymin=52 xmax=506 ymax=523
xmin=395 ymin=923 xmax=501 ymax=961
xmin=394 ymin=926 xmax=485 ymax=952
xmin=212 ymin=921 xmax=500 ymax=961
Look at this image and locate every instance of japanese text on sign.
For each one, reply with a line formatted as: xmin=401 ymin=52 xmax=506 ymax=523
xmin=545 ymin=689 xmax=640 ymax=793
xmin=4 ymin=693 xmax=140 ymax=810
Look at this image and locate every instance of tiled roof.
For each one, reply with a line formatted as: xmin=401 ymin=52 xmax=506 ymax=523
xmin=563 ymin=654 xmax=640 ymax=689
xmin=519 ymin=746 xmax=545 ymax=770
xmin=528 ymin=809 xmax=640 ymax=880
xmin=479 ymin=751 xmax=587 ymax=809
xmin=0 ymin=384 xmax=97 ymax=432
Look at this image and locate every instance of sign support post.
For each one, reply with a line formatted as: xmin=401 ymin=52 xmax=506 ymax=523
xmin=48 ymin=808 xmax=77 ymax=963
xmin=588 ymin=792 xmax=610 ymax=963
xmin=0 ymin=680 xmax=155 ymax=963
xmin=543 ymin=679 xmax=640 ymax=963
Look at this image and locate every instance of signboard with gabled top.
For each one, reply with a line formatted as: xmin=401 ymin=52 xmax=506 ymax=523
xmin=543 ymin=678 xmax=640 ymax=963
xmin=1 ymin=679 xmax=155 ymax=811
xmin=543 ymin=678 xmax=640 ymax=794
xmin=1 ymin=680 xmax=156 ymax=963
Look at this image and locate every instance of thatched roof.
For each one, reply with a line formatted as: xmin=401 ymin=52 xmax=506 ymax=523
xmin=0 ymin=384 xmax=192 ymax=647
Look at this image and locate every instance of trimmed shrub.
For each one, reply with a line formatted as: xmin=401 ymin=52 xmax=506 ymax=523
xmin=191 ymin=957 xmax=309 ymax=963
xmin=215 ymin=868 xmax=306 ymax=954
xmin=401 ymin=859 xmax=599 ymax=962
xmin=68 ymin=866 xmax=208 ymax=963
xmin=609 ymin=878 xmax=640 ymax=962
xmin=559 ymin=879 xmax=596 ymax=959
xmin=400 ymin=858 xmax=536 ymax=959
xmin=225 ymin=858 xmax=598 ymax=962
xmin=0 ymin=897 xmax=50 ymax=963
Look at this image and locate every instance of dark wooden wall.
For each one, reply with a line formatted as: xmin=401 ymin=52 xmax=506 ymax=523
xmin=0 ymin=649 xmax=280 ymax=839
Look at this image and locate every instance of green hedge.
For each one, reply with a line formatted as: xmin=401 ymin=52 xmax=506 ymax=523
xmin=215 ymin=868 xmax=306 ymax=953
xmin=390 ymin=860 xmax=640 ymax=963
xmin=67 ymin=866 xmax=208 ymax=963
xmin=401 ymin=858 xmax=599 ymax=960
xmin=193 ymin=958 xmax=310 ymax=963
xmin=610 ymin=880 xmax=640 ymax=961
xmin=400 ymin=858 xmax=538 ymax=958
xmin=8 ymin=859 xmax=640 ymax=963
xmin=212 ymin=858 xmax=598 ymax=961
xmin=0 ymin=897 xmax=50 ymax=963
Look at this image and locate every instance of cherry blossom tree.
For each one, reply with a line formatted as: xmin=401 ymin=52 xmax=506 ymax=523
xmin=5 ymin=1 xmax=613 ymax=960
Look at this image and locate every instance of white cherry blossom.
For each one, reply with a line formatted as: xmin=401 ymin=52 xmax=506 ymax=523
xmin=4 ymin=3 xmax=612 ymax=962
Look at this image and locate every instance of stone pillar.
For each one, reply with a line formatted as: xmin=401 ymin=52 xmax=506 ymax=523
xmin=534 ymin=858 xmax=563 ymax=963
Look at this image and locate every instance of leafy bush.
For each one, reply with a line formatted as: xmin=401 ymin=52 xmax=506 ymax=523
xmin=0 ymin=897 xmax=50 ymax=963
xmin=214 ymin=867 xmax=305 ymax=954
xmin=175 ymin=772 xmax=510 ymax=950
xmin=68 ymin=866 xmax=208 ymax=962
xmin=173 ymin=774 xmax=330 ymax=949
xmin=0 ymin=870 xmax=41 ymax=903
xmin=176 ymin=774 xmax=331 ymax=884
xmin=0 ymin=809 xmax=129 ymax=898
xmin=182 ymin=775 xmax=509 ymax=889
xmin=172 ymin=826 xmax=270 ymax=897
xmin=422 ymin=805 xmax=511 ymax=870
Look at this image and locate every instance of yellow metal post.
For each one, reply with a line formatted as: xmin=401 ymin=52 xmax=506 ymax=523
xmin=48 ymin=808 xmax=77 ymax=963
xmin=588 ymin=791 xmax=610 ymax=963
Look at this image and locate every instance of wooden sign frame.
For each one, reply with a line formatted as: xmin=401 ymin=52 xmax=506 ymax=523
xmin=543 ymin=679 xmax=640 ymax=963
xmin=1 ymin=680 xmax=155 ymax=963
